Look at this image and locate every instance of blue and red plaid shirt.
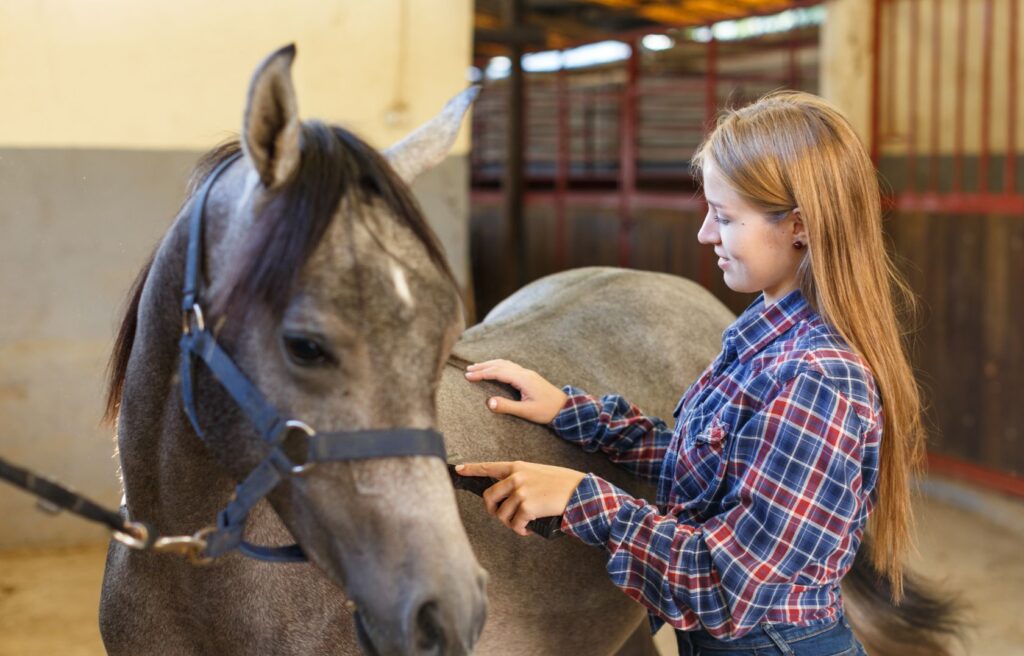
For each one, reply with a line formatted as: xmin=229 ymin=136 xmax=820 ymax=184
xmin=550 ymin=287 xmax=882 ymax=639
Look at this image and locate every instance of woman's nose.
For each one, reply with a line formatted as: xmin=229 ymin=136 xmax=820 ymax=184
xmin=697 ymin=215 xmax=718 ymax=245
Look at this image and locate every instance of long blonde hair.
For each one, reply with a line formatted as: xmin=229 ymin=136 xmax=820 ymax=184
xmin=692 ymin=91 xmax=925 ymax=598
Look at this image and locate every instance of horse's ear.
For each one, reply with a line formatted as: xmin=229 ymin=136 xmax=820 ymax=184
xmin=242 ymin=44 xmax=301 ymax=189
xmin=384 ymin=86 xmax=480 ymax=184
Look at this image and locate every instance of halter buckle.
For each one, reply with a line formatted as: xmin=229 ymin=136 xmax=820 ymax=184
xmin=285 ymin=420 xmax=318 ymax=475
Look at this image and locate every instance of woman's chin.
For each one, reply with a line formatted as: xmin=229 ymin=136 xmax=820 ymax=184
xmin=722 ymin=277 xmax=757 ymax=296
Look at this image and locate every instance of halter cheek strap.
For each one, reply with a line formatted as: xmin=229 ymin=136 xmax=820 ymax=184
xmin=176 ymin=151 xmax=446 ymax=563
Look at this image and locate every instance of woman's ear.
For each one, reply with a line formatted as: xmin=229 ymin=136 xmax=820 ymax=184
xmin=791 ymin=207 xmax=808 ymax=242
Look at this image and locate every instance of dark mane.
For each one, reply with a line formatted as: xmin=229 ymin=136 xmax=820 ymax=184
xmin=102 ymin=247 xmax=154 ymax=425
xmin=103 ymin=125 xmax=454 ymax=424
xmin=212 ymin=121 xmax=455 ymax=321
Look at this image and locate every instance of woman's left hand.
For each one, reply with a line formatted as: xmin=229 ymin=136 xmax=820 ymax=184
xmin=454 ymin=461 xmax=586 ymax=537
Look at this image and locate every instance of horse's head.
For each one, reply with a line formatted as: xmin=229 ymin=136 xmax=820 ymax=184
xmin=190 ymin=45 xmax=484 ymax=654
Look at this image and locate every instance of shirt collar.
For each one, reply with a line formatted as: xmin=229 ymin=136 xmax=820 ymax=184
xmin=724 ymin=288 xmax=814 ymax=364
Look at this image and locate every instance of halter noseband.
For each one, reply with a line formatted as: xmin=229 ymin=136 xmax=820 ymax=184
xmin=174 ymin=151 xmax=447 ymax=563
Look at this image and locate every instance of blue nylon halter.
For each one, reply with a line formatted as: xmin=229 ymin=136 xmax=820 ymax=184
xmin=178 ymin=152 xmax=447 ymax=563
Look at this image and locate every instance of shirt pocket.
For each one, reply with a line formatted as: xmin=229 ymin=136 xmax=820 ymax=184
xmin=685 ymin=413 xmax=729 ymax=448
xmin=675 ymin=414 xmax=731 ymax=504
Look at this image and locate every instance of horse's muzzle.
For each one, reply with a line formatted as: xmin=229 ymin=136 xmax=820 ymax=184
xmin=354 ymin=568 xmax=488 ymax=656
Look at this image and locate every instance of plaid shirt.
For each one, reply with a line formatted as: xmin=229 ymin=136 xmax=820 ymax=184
xmin=550 ymin=288 xmax=882 ymax=639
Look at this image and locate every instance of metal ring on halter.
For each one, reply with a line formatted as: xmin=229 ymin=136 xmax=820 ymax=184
xmin=182 ymin=303 xmax=206 ymax=335
xmin=113 ymin=520 xmax=151 ymax=550
xmin=285 ymin=420 xmax=318 ymax=475
xmin=152 ymin=526 xmax=216 ymax=565
xmin=191 ymin=304 xmax=206 ymax=332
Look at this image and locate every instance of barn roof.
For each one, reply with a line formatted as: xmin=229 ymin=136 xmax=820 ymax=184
xmin=475 ymin=0 xmax=826 ymax=56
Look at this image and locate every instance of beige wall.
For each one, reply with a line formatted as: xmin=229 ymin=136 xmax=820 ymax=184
xmin=0 ymin=0 xmax=472 ymax=549
xmin=0 ymin=0 xmax=473 ymax=153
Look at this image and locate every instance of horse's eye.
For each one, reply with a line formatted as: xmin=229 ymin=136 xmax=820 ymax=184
xmin=283 ymin=335 xmax=330 ymax=366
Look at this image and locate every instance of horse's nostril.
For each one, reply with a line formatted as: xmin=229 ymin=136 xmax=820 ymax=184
xmin=415 ymin=599 xmax=446 ymax=653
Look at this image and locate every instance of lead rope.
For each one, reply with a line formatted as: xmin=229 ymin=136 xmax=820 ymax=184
xmin=0 ymin=455 xmax=216 ymax=562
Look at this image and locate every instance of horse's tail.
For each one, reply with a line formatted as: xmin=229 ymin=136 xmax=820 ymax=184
xmin=842 ymin=535 xmax=967 ymax=655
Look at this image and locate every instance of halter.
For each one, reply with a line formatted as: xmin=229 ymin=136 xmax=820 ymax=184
xmin=0 ymin=151 xmax=559 ymax=565
xmin=164 ymin=151 xmax=447 ymax=563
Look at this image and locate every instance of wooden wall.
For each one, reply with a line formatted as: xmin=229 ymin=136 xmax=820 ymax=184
xmin=470 ymin=200 xmax=1024 ymax=478
xmin=885 ymin=208 xmax=1024 ymax=476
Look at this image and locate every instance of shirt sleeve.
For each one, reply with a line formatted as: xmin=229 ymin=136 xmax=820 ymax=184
xmin=548 ymin=385 xmax=673 ymax=484
xmin=559 ymin=370 xmax=871 ymax=639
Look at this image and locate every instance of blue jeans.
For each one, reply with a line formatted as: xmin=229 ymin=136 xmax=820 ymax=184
xmin=675 ymin=614 xmax=866 ymax=656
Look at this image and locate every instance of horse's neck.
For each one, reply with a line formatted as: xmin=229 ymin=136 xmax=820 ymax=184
xmin=116 ymin=215 xmax=231 ymax=532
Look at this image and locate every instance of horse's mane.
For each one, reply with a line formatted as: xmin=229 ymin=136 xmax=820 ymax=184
xmin=103 ymin=123 xmax=455 ymax=424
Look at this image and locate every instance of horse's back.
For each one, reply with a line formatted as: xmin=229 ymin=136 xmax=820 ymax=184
xmin=441 ymin=267 xmax=735 ymax=655
xmin=458 ymin=267 xmax=734 ymax=419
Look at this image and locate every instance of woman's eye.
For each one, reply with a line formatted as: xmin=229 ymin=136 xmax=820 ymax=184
xmin=715 ymin=215 xmax=729 ymax=224
xmin=283 ymin=335 xmax=330 ymax=366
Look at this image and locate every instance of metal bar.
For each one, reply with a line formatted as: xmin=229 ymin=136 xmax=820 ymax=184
xmin=980 ymin=0 xmax=994 ymax=193
xmin=929 ymin=0 xmax=941 ymax=192
xmin=954 ymin=0 xmax=967 ymax=193
xmin=555 ymin=51 xmax=569 ymax=271
xmin=871 ymin=0 xmax=883 ymax=163
xmin=789 ymin=29 xmax=801 ymax=89
xmin=927 ymin=452 xmax=1024 ymax=499
xmin=473 ymin=172 xmax=700 ymax=185
xmin=618 ymin=37 xmax=639 ymax=268
xmin=472 ymin=190 xmax=1024 ymax=215
xmin=502 ymin=0 xmax=527 ymax=292
xmin=705 ymin=35 xmax=718 ymax=132
xmin=472 ymin=189 xmax=707 ymax=211
xmin=1006 ymin=0 xmax=1018 ymax=193
xmin=886 ymin=0 xmax=896 ymax=139
xmin=700 ymin=33 xmax=719 ymax=291
xmin=893 ymin=191 xmax=1024 ymax=214
xmin=907 ymin=0 xmax=920 ymax=192
xmin=585 ymin=89 xmax=594 ymax=175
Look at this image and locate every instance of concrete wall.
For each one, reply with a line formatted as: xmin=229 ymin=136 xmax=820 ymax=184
xmin=0 ymin=0 xmax=472 ymax=549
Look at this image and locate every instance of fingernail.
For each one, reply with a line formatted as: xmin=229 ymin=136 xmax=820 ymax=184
xmin=488 ymin=398 xmax=497 ymax=409
xmin=455 ymin=464 xmax=464 ymax=471
xmin=464 ymin=371 xmax=471 ymax=377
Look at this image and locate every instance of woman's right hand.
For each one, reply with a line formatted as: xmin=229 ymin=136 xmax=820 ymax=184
xmin=464 ymin=359 xmax=569 ymax=425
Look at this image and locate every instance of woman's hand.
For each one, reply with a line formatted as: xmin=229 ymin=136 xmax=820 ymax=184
xmin=464 ymin=359 xmax=569 ymax=424
xmin=454 ymin=461 xmax=586 ymax=536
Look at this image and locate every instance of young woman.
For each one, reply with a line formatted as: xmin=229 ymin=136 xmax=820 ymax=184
xmin=457 ymin=91 xmax=926 ymax=655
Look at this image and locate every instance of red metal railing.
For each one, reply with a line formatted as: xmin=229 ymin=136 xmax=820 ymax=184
xmin=471 ymin=28 xmax=820 ymax=286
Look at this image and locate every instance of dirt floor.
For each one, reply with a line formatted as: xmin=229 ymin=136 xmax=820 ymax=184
xmin=1 ymin=475 xmax=1022 ymax=656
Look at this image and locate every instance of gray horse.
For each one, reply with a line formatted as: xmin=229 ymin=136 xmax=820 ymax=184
xmin=100 ymin=45 xmax=486 ymax=656
xmin=443 ymin=266 xmax=961 ymax=656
